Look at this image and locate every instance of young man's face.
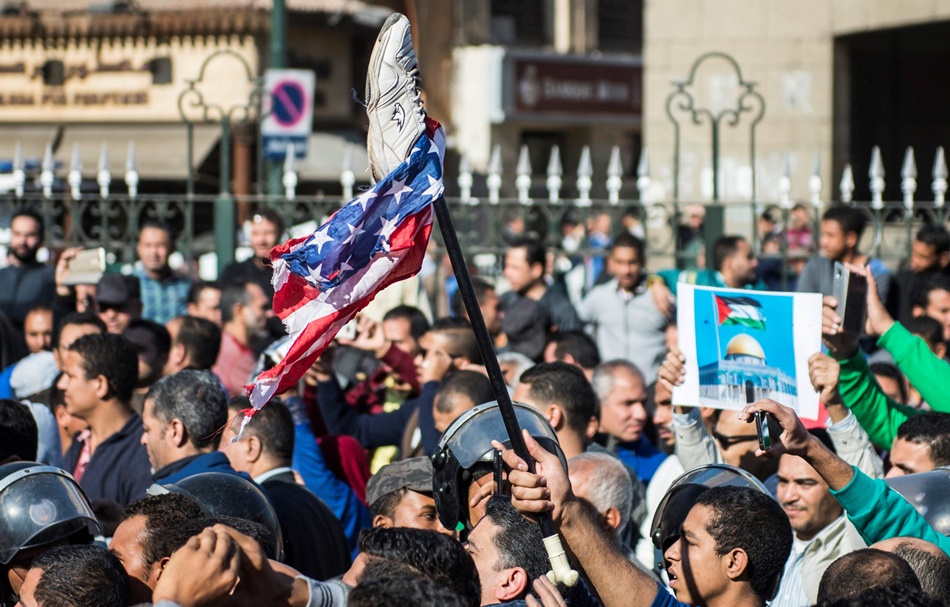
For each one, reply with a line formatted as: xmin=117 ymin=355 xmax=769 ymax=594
xmin=887 ymin=437 xmax=936 ymax=478
xmin=110 ymin=514 xmax=160 ymax=604
xmin=23 ymin=310 xmax=53 ymax=354
xmin=387 ymin=490 xmax=452 ymax=536
xmin=250 ymin=217 xmax=281 ymax=259
xmin=188 ymin=287 xmax=222 ymax=327
xmin=922 ymin=289 xmax=950 ymax=342
xmin=382 ymin=317 xmax=419 ymax=356
xmin=503 ymin=247 xmax=541 ymax=294
xmin=776 ymin=454 xmax=842 ymax=541
xmin=818 ymin=220 xmax=853 ymax=261
xmin=136 ymin=227 xmax=172 ymax=274
xmin=607 ymin=245 xmax=642 ymax=292
xmin=653 ymin=382 xmax=675 ymax=451
xmin=725 ymin=239 xmax=758 ymax=287
xmin=910 ymin=240 xmax=941 ymax=274
xmin=464 ymin=514 xmax=510 ymax=607
xmin=9 ymin=215 xmax=42 ymax=264
xmin=663 ymin=504 xmax=731 ymax=606
xmin=56 ymin=351 xmax=102 ymax=419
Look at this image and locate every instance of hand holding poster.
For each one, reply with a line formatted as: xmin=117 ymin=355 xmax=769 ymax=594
xmin=673 ymin=285 xmax=822 ymax=420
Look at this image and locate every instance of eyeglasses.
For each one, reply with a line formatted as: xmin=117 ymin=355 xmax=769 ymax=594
xmin=712 ymin=431 xmax=759 ymax=449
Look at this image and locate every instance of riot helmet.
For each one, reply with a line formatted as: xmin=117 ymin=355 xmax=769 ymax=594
xmin=0 ymin=462 xmax=99 ymax=566
xmin=886 ymin=467 xmax=950 ymax=535
xmin=431 ymin=400 xmax=566 ymax=532
xmin=148 ymin=472 xmax=284 ymax=561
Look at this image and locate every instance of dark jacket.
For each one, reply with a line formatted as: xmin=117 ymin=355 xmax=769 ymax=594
xmin=152 ymin=451 xmax=248 ymax=485
xmin=64 ymin=413 xmax=153 ymax=508
xmin=0 ymin=263 xmax=55 ymax=327
xmin=261 ymin=470 xmax=351 ymax=581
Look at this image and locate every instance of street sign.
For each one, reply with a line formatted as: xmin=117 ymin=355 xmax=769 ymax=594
xmin=262 ymin=69 xmax=316 ymax=160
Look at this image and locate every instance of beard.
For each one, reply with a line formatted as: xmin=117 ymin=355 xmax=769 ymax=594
xmin=10 ymin=244 xmax=37 ymax=264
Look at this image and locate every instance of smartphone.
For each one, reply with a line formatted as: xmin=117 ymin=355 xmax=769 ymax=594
xmin=832 ymin=262 xmax=868 ymax=334
xmin=746 ymin=380 xmax=779 ymax=450
xmin=62 ymin=247 xmax=106 ymax=286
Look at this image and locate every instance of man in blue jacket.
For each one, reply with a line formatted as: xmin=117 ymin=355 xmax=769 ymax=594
xmin=142 ymin=369 xmax=245 ymax=484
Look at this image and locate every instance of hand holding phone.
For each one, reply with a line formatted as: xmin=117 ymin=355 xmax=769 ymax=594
xmin=62 ymin=247 xmax=106 ymax=286
xmin=832 ymin=262 xmax=868 ymax=335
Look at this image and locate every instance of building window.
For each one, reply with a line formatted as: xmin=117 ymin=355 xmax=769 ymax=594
xmin=597 ymin=0 xmax=642 ymax=54
xmin=491 ymin=0 xmax=546 ymax=47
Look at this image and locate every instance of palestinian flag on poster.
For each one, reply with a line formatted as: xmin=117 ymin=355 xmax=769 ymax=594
xmin=715 ymin=295 xmax=766 ymax=331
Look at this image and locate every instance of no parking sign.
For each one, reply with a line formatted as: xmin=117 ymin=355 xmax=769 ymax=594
xmin=262 ymin=69 xmax=316 ymax=160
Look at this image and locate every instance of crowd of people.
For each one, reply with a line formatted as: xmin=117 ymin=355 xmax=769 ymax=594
xmin=4 ymin=11 xmax=950 ymax=607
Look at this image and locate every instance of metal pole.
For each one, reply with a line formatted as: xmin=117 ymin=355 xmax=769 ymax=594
xmin=431 ymin=195 xmax=578 ymax=587
xmin=267 ymin=0 xmax=288 ymax=196
xmin=216 ymin=119 xmax=236 ymax=276
xmin=186 ymin=122 xmax=195 ymax=197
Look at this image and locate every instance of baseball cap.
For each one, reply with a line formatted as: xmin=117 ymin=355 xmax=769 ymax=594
xmin=366 ymin=457 xmax=434 ymax=507
xmin=96 ymin=274 xmax=141 ymax=306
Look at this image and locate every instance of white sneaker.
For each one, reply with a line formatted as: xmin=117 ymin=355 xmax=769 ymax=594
xmin=365 ymin=12 xmax=427 ymax=182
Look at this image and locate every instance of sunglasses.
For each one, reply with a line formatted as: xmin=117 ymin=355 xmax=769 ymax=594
xmin=712 ymin=431 xmax=759 ymax=449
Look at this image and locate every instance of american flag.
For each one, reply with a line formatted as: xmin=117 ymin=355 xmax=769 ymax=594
xmin=245 ymin=119 xmax=445 ymax=411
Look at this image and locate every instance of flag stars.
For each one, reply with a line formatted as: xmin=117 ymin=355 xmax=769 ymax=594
xmin=386 ymin=176 xmax=413 ymax=203
xmin=309 ymin=229 xmax=334 ymax=253
xmin=377 ymin=215 xmax=399 ymax=240
xmin=421 ymin=174 xmax=442 ymax=200
xmin=343 ymin=222 xmax=365 ymax=244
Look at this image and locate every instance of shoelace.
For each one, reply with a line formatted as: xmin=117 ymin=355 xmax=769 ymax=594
xmin=405 ymin=66 xmax=425 ymax=116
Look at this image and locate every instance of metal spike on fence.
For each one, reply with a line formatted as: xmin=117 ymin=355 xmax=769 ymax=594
xmin=869 ymin=146 xmax=885 ymax=209
xmin=458 ymin=154 xmax=474 ymax=204
xmin=97 ymin=142 xmax=111 ymax=198
xmin=40 ymin=142 xmax=55 ymax=199
xmin=576 ymin=145 xmax=593 ymax=206
xmin=283 ymin=143 xmax=298 ymax=201
xmin=636 ymin=147 xmax=651 ymax=204
xmin=840 ymin=164 xmax=854 ymax=204
xmin=606 ymin=145 xmax=623 ymax=205
xmin=546 ymin=145 xmax=562 ymax=204
xmin=809 ymin=152 xmax=822 ymax=207
xmin=778 ymin=152 xmax=792 ymax=208
xmin=487 ymin=144 xmax=502 ymax=205
xmin=68 ymin=143 xmax=82 ymax=200
xmin=515 ymin=144 xmax=532 ymax=205
xmin=933 ymin=146 xmax=948 ymax=207
xmin=125 ymin=141 xmax=139 ymax=199
xmin=341 ymin=142 xmax=355 ymax=201
xmin=901 ymin=146 xmax=917 ymax=213
xmin=13 ymin=142 xmax=24 ymax=198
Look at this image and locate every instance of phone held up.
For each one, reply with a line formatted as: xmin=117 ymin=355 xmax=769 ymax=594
xmin=747 ymin=380 xmax=781 ymax=451
xmin=832 ymin=262 xmax=868 ymax=335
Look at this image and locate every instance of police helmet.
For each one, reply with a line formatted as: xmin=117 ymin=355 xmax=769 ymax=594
xmin=886 ymin=467 xmax=950 ymax=536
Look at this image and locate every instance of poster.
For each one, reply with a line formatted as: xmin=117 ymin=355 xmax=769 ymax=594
xmin=673 ymin=285 xmax=822 ymax=420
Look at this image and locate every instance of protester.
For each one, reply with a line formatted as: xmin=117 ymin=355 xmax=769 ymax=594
xmin=162 ymin=315 xmax=221 ymax=376
xmin=654 ymin=235 xmax=766 ymax=295
xmin=213 ymin=280 xmax=272 ymax=396
xmin=0 ymin=209 xmax=55 ymax=342
xmin=501 ymin=236 xmax=581 ymax=333
xmin=94 ymin=273 xmax=142 ymax=335
xmin=185 ymin=280 xmax=223 ymax=326
xmin=15 ymin=545 xmax=130 ymax=607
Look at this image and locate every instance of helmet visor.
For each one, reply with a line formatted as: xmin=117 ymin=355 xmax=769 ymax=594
xmin=0 ymin=469 xmax=99 ymax=565
xmin=442 ymin=402 xmax=559 ymax=469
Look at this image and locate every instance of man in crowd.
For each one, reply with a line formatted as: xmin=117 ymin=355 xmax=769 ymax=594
xmin=895 ymin=224 xmax=950 ymax=324
xmin=578 ymin=233 xmax=672 ymax=386
xmin=162 ymin=315 xmax=222 ymax=376
xmin=655 ymin=235 xmax=766 ymax=295
xmin=910 ymin=274 xmax=950 ymax=343
xmin=185 ymin=281 xmax=222 ymax=327
xmin=132 ymin=220 xmax=191 ymax=325
xmin=502 ymin=236 xmax=581 ymax=332
xmin=95 ymin=273 xmax=142 ymax=335
xmin=0 ymin=209 xmax=55 ymax=341
xmin=568 ymin=452 xmax=636 ymax=559
xmin=123 ymin=319 xmax=171 ymax=414
xmin=513 ymin=361 xmax=597 ymax=459
xmin=60 ymin=332 xmax=152 ymax=509
xmin=141 ymin=369 xmax=241 ymax=484
xmin=592 ymin=360 xmax=666 ymax=485
xmin=365 ymin=457 xmax=452 ymax=536
xmin=220 ymin=209 xmax=283 ymax=299
xmin=14 ymin=545 xmax=130 ymax=607
xmin=213 ymin=280 xmax=272 ymax=396
xmin=221 ymin=397 xmax=351 ymax=580
xmin=0 ymin=305 xmax=53 ymax=399
xmin=542 ymin=330 xmax=601 ymax=380
xmin=886 ymin=413 xmax=950 ymax=477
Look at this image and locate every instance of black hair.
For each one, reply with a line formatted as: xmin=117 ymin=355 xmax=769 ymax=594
xmin=712 ymin=235 xmax=747 ymax=273
xmin=508 ymin=236 xmax=546 ymax=269
xmin=451 ymin=277 xmax=495 ymax=319
xmin=483 ymin=495 xmax=549 ymax=599
xmin=68 ymin=333 xmax=139 ymax=404
xmin=119 ymin=493 xmax=206 ymax=579
xmin=219 ymin=281 xmax=253 ymax=324
xmin=434 ymin=370 xmax=494 ymax=414
xmin=896 ymin=413 xmax=950 ymax=467
xmin=889 ymin=540 xmax=950 ymax=605
xmin=186 ymin=280 xmax=220 ymax=306
xmin=694 ymin=485 xmax=793 ymax=601
xmin=817 ymin=548 xmax=921 ymax=602
xmin=383 ymin=305 xmax=430 ymax=342
xmin=253 ymin=207 xmax=286 ymax=237
xmin=12 ymin=208 xmax=44 ymax=242
xmin=369 ymin=488 xmax=407 ymax=520
xmin=139 ymin=219 xmax=175 ymax=241
xmin=904 ymin=315 xmax=944 ymax=350
xmin=912 ymin=273 xmax=950 ymax=310
xmin=357 ymin=526 xmax=480 ymax=607
xmin=869 ymin=362 xmax=909 ymax=406
xmin=173 ymin=315 xmax=222 ymax=370
xmin=168 ymin=515 xmax=277 ymax=560
xmin=519 ymin=362 xmax=597 ymax=437
xmin=145 ymin=370 xmax=228 ymax=450
xmin=52 ymin=312 xmax=105 ymax=350
xmin=124 ymin=318 xmax=172 ymax=357
xmin=227 ymin=396 xmax=294 ymax=464
xmin=548 ymin=330 xmax=601 ymax=370
xmin=817 ymin=585 xmax=943 ymax=607
xmin=349 ymin=574 xmax=470 ymax=607
xmin=916 ymin=224 xmax=950 ymax=256
xmin=822 ymin=205 xmax=868 ymax=240
xmin=430 ymin=317 xmax=481 ymax=364
xmin=611 ymin=231 xmax=645 ymax=260
xmin=0 ymin=399 xmax=37 ymax=462
xmin=32 ymin=545 xmax=130 ymax=607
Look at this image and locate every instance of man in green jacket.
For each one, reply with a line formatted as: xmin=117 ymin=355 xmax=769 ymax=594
xmin=739 ymin=398 xmax=950 ymax=557
xmin=825 ymin=264 xmax=950 ymax=449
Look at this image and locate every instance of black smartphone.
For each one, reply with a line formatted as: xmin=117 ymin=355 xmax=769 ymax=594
xmin=754 ymin=410 xmax=780 ymax=450
xmin=832 ymin=262 xmax=868 ymax=334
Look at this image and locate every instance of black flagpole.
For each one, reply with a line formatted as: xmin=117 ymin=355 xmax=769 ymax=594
xmin=431 ymin=196 xmax=578 ymax=586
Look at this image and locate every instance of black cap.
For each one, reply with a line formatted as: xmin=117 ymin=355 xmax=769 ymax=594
xmin=96 ymin=274 xmax=141 ymax=306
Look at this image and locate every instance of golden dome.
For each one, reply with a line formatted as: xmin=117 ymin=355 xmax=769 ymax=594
xmin=725 ymin=334 xmax=766 ymax=360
